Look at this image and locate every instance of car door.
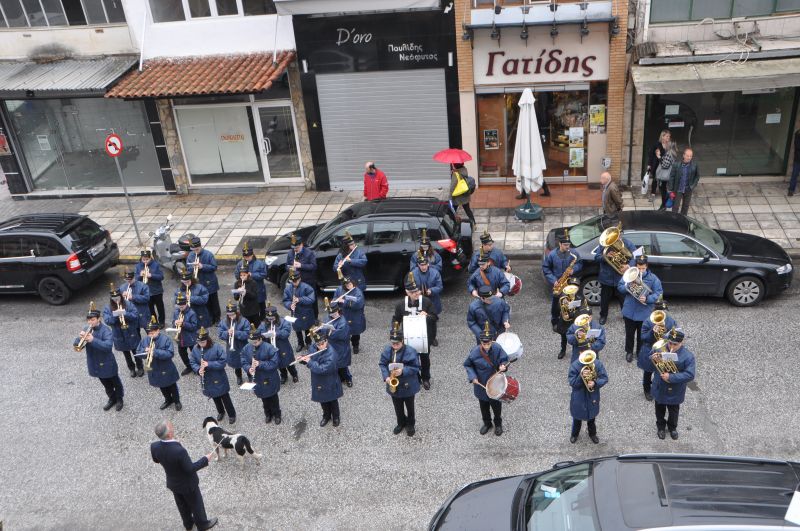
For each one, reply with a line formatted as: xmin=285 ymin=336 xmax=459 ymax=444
xmin=366 ymin=220 xmax=415 ymax=288
xmin=652 ymin=232 xmax=722 ymax=295
xmin=0 ymin=236 xmax=35 ymax=291
xmin=31 ymin=236 xmax=68 ymax=281
xmin=314 ymin=222 xmax=369 ymax=290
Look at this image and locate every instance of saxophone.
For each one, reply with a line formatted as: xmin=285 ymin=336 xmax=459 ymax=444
xmin=552 ymin=253 xmax=577 ymax=295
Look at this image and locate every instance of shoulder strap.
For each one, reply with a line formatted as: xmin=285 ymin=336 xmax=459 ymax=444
xmin=478 ymin=345 xmax=496 ymax=370
xmin=480 ymin=269 xmax=491 ymax=286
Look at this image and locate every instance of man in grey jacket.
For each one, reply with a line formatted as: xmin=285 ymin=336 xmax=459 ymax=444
xmin=667 ymin=148 xmax=699 ymax=215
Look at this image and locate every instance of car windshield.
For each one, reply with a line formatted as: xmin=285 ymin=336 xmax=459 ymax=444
xmin=311 ymin=208 xmax=358 ymax=245
xmin=686 ymin=216 xmax=726 ymax=255
xmin=525 ymin=463 xmax=598 ymax=531
xmin=566 ymin=216 xmax=604 ymax=247
xmin=68 ymin=218 xmax=104 ymax=251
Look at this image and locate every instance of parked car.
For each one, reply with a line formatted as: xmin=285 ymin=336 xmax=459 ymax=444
xmin=429 ymin=453 xmax=800 ymax=530
xmin=0 ymin=214 xmax=119 ymax=305
xmin=264 ymin=198 xmax=472 ymax=292
xmin=544 ymin=211 xmax=793 ymax=307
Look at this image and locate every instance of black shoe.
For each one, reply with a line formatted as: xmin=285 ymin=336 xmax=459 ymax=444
xmin=353 ymin=345 xmax=360 ymax=354
xmin=431 ymin=338 xmax=439 ymax=347
xmin=115 ymin=399 xmax=124 ymax=412
xmin=332 ymin=418 xmax=340 ymax=427
xmin=216 ymin=411 xmax=225 ymax=422
xmin=265 ymin=415 xmax=273 ymax=424
xmin=199 ymin=517 xmax=218 ymax=531
xmin=644 ymin=391 xmax=653 ymax=401
xmin=557 ymin=350 xmax=566 ymax=360
xmin=346 ymin=380 xmax=353 ymax=388
xmin=657 ymin=429 xmax=666 ymax=440
xmin=297 ymin=343 xmax=306 ymax=352
xmin=422 ymin=380 xmax=431 ymax=390
xmin=280 ymin=374 xmax=288 ymax=384
xmin=174 ymin=401 xmax=183 ymax=411
xmin=228 ymin=416 xmax=235 ymax=424
xmin=480 ymin=424 xmax=492 ymax=435
xmin=515 ymin=192 xmax=527 ymax=200
xmin=181 ymin=367 xmax=193 ymax=376
xmin=406 ymin=425 xmax=416 ymax=436
xmin=599 ymin=317 xmax=607 ymax=325
xmin=589 ymin=434 xmax=599 ymax=444
xmin=670 ymin=430 xmax=679 ymax=440
xmin=625 ymin=351 xmax=634 ymax=363
xmin=494 ymin=425 xmax=503 ymax=436
xmin=236 ymin=376 xmax=243 ymax=386
xmin=129 ymin=368 xmax=137 ymax=378
xmin=292 ymin=375 xmax=299 ymax=383
xmin=393 ymin=425 xmax=404 ymax=435
xmin=540 ymin=190 xmax=551 ymax=197
xmin=320 ymin=417 xmax=330 ymax=427
xmin=136 ymin=367 xmax=144 ymax=377
xmin=103 ymin=398 xmax=116 ymax=411
xmin=274 ymin=416 xmax=281 ymax=425
xmin=159 ymin=400 xmax=172 ymax=410
xmin=551 ymin=323 xmax=558 ymax=333
xmin=570 ymin=435 xmax=578 ymax=444
xmin=790 ymin=190 xmax=795 ymax=197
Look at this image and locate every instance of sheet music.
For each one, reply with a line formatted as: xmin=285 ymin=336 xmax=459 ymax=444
xmin=568 ymin=300 xmax=582 ymax=309
xmin=662 ymin=352 xmax=678 ymax=362
xmin=633 ymin=246 xmax=644 ymax=257
xmin=587 ymin=329 xmax=602 ymax=339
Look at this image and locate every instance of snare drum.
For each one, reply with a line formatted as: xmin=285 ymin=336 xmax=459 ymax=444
xmin=403 ymin=315 xmax=429 ymax=354
xmin=505 ymin=272 xmax=522 ymax=296
xmin=485 ymin=373 xmax=520 ymax=403
xmin=496 ymin=332 xmax=523 ymax=362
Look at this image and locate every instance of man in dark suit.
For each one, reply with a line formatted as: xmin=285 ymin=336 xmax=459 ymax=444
xmin=150 ymin=421 xmax=218 ymax=530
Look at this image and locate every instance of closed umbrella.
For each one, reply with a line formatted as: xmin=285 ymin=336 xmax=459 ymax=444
xmin=512 ymin=88 xmax=545 ymax=220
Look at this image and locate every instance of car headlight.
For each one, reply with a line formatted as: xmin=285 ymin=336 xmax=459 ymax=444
xmin=776 ymin=263 xmax=793 ymax=274
xmin=264 ymin=256 xmax=278 ymax=266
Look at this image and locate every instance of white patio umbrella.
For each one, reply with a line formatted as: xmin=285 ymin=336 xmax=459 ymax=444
xmin=512 ymin=88 xmax=546 ymax=195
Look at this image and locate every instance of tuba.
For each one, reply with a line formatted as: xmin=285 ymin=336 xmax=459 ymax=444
xmin=599 ymin=223 xmax=633 ymax=275
xmin=622 ymin=267 xmax=652 ymax=304
xmin=578 ymin=350 xmax=598 ymax=391
xmin=559 ymin=284 xmax=579 ymax=322
xmin=650 ymin=309 xmax=666 ymax=341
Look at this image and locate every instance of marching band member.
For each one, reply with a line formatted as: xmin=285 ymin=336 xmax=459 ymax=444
xmin=333 ymin=276 xmax=365 ymax=355
xmin=392 ymin=273 xmax=437 ymax=390
xmin=567 ymin=351 xmax=608 ymax=444
xmin=638 ymin=298 xmax=677 ymax=401
xmin=120 ymin=268 xmax=151 ymax=331
xmin=468 ymin=230 xmax=510 ymax=274
xmin=245 ymin=326 xmax=282 ymax=425
xmin=333 ymin=231 xmax=367 ymax=291
xmin=258 ymin=303 xmax=298 ymax=384
xmin=555 ymin=278 xmax=582 ymax=359
xmin=566 ymin=305 xmax=606 ymax=363
xmin=649 ymin=328 xmax=695 ymax=440
xmin=233 ymin=263 xmax=260 ymax=326
xmin=138 ymin=317 xmax=182 ymax=411
xmin=323 ymin=298 xmax=352 ymax=388
xmin=467 ymin=252 xmax=510 ymax=298
xmin=411 ymin=255 xmax=443 ymax=346
xmin=282 ymin=267 xmax=316 ymax=351
xmin=617 ymin=254 xmax=663 ymax=362
xmin=464 ymin=323 xmax=509 ymax=436
xmin=409 ymin=229 xmax=442 ymax=273
xmin=593 ymin=219 xmax=635 ymax=325
xmin=234 ymin=242 xmax=267 ymax=322
xmin=543 ymin=230 xmax=582 ymax=330
xmin=285 ymin=233 xmax=319 ymax=318
xmin=187 ymin=236 xmax=221 ymax=326
xmin=175 ymin=269 xmax=211 ymax=329
xmin=218 ymin=300 xmax=251 ymax=386
xmin=172 ymin=292 xmax=198 ymax=376
xmin=103 ymin=283 xmax=142 ymax=377
xmin=76 ymin=301 xmax=124 ymax=411
xmin=379 ymin=322 xmax=421 ymax=436
xmin=467 ymin=285 xmax=510 ymax=345
xmin=190 ymin=327 xmax=237 ymax=424
xmin=136 ymin=249 xmax=166 ymax=326
xmin=297 ymin=328 xmax=343 ymax=427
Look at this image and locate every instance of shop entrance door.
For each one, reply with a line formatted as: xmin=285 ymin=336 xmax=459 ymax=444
xmin=254 ymin=103 xmax=304 ymax=183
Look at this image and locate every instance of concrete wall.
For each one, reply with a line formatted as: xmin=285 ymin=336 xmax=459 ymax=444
xmin=0 ymin=24 xmax=135 ymax=60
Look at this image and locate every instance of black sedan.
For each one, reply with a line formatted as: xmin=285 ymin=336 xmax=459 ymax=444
xmin=429 ymin=453 xmax=800 ymax=530
xmin=544 ymin=211 xmax=793 ymax=307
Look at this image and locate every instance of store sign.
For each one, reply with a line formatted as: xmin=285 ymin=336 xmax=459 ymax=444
xmin=473 ymin=26 xmax=609 ymax=85
xmin=220 ymin=133 xmax=245 ymax=142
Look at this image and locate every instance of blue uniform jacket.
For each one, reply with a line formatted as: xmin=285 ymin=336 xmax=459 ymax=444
xmin=175 ymin=284 xmax=210 ymax=329
xmin=651 ymin=346 xmax=696 ymax=405
xmin=467 ymin=265 xmax=510 ymax=296
xmin=468 ymin=248 xmax=508 ymax=274
xmin=617 ymin=270 xmax=664 ymax=322
xmin=306 ymin=343 xmax=343 ymax=403
xmin=410 ymin=251 xmax=442 ymax=273
xmin=568 ymin=358 xmax=609 ymax=420
xmin=138 ymin=333 xmax=179 ymax=388
xmin=542 ymin=249 xmax=582 ymax=287
xmin=235 ymin=258 xmax=267 ymax=303
xmin=189 ymin=343 xmax=229 ymax=398
xmin=325 ymin=315 xmax=351 ymax=369
xmin=464 ymin=343 xmax=510 ymax=402
xmin=334 ymin=285 xmax=366 ymax=335
xmin=103 ymin=301 xmax=141 ymax=351
xmin=637 ymin=315 xmax=678 ymax=370
xmin=334 ymin=247 xmax=367 ymax=289
xmin=81 ymin=323 xmax=118 ymax=379
xmin=257 ymin=319 xmax=295 ymax=369
xmin=218 ymin=317 xmax=251 ymax=369
xmin=466 ymin=298 xmax=510 ymax=340
xmin=172 ymin=307 xmax=199 ymax=349
xmin=566 ymin=320 xmax=607 ymax=363
xmin=244 ymin=342 xmax=280 ymax=399
xmin=136 ymin=260 xmax=165 ymax=296
xmin=592 ymin=238 xmax=636 ymax=286
xmin=119 ymin=280 xmax=151 ymax=329
xmin=378 ymin=344 xmax=420 ymax=398
xmin=283 ymin=282 xmax=316 ymax=332
xmin=286 ymin=246 xmax=318 ymax=285
xmin=187 ymin=249 xmax=219 ymax=294
xmin=411 ymin=266 xmax=443 ymax=314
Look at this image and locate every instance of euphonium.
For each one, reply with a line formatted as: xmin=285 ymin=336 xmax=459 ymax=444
xmin=650 ymin=338 xmax=678 ymax=374
xmin=599 ymin=223 xmax=633 ymax=275
xmin=622 ymin=267 xmax=652 ymax=304
xmin=578 ymin=350 xmax=598 ymax=391
xmin=574 ymin=313 xmax=593 ymax=347
xmin=559 ymin=284 xmax=580 ymax=321
xmin=650 ymin=309 xmax=666 ymax=340
xmin=144 ymin=337 xmax=156 ymax=372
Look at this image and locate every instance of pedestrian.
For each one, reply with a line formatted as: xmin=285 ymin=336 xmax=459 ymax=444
xmin=297 ymin=327 xmax=343 ymax=427
xmin=638 ymin=298 xmax=678 ymax=402
xmin=600 ymin=171 xmax=623 ymax=215
xmin=647 ymin=131 xmax=677 ymax=210
xmin=76 ymin=301 xmax=124 ymax=411
xmin=567 ymin=352 xmax=608 ymax=444
xmin=334 ymin=231 xmax=367 ymax=291
xmin=139 ymin=316 xmax=182 ymax=411
xmin=788 ymin=129 xmax=800 ymax=197
xmin=150 ymin=420 xmax=217 ymax=531
xmin=283 ymin=267 xmax=316 ymax=351
xmin=466 ymin=284 xmax=510 ymax=345
xmin=103 ymin=282 xmax=142 ymax=378
xmin=333 ymin=276 xmax=365 ymax=355
xmin=175 ymin=270 xmax=211 ymax=329
xmin=191 ymin=326 xmax=237 ymax=424
xmin=449 ymin=162 xmax=476 ymax=227
xmin=363 ymin=161 xmax=389 ymax=201
xmin=218 ymin=301 xmax=251 ymax=386
xmin=667 ymin=148 xmax=700 ymax=215
xmin=324 ymin=297 xmax=353 ymax=388
xmin=617 ymin=255 xmax=663 ymax=363
xmin=566 ymin=306 xmax=606 ymax=363
xmin=379 ymin=322 xmax=421 ymax=436
xmin=467 ymin=251 xmax=510 ymax=298
xmin=285 ymin=233 xmax=319 ymax=319
xmin=234 ymin=242 xmax=267 ymax=322
xmin=542 ymin=230 xmax=582 ymax=330
xmin=464 ymin=323 xmax=510 ymax=436
xmin=593 ymin=217 xmax=636 ymax=325
xmin=172 ymin=292 xmax=199 ymax=376
xmin=258 ymin=302 xmax=299 ymax=384
xmin=244 ymin=326 xmax=281 ymax=425
xmin=649 ymin=328 xmax=696 ymax=440
xmin=468 ymin=230 xmax=510 ymax=274
xmin=137 ymin=249 xmax=166 ymax=326
xmin=187 ymin=236 xmax=221 ymax=326
xmin=392 ymin=273 xmax=437 ymax=390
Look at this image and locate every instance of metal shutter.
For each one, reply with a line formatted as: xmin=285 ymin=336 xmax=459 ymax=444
xmin=316 ymin=69 xmax=450 ymax=190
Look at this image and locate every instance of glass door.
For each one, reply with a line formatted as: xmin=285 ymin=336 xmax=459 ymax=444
xmin=255 ymin=103 xmax=303 ymax=182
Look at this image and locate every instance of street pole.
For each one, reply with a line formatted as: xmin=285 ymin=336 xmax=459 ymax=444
xmin=113 ymin=156 xmax=143 ymax=248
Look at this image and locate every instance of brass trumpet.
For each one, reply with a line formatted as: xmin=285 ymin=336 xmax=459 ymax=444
xmin=74 ymin=325 xmax=92 ymax=352
xmin=599 ymin=223 xmax=633 ymax=275
xmin=144 ymin=337 xmax=156 ymax=372
xmin=578 ymin=350 xmax=598 ymax=391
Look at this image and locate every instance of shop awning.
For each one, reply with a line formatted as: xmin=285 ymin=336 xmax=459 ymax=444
xmin=0 ymin=56 xmax=137 ymax=98
xmin=273 ymin=0 xmax=439 ymax=15
xmin=631 ymin=57 xmax=800 ymax=94
xmin=105 ymin=51 xmax=295 ymax=99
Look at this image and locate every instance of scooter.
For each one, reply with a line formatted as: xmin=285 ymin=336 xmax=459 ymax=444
xmin=148 ymin=214 xmax=189 ymax=278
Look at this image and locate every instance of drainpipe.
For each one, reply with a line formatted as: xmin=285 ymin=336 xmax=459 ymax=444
xmin=626 ymin=78 xmax=636 ymax=187
xmin=138 ymin=6 xmax=148 ymax=72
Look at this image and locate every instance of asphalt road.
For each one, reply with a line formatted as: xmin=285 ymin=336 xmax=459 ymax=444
xmin=0 ymin=262 xmax=798 ymax=530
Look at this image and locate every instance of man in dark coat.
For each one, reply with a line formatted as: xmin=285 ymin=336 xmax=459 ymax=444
xmin=568 ymin=353 xmax=608 ymax=444
xmin=542 ymin=230 xmax=582 ymax=328
xmin=334 ymin=232 xmax=367 ymax=290
xmin=392 ymin=273 xmax=437 ymax=390
xmin=298 ymin=328 xmax=343 ymax=427
xmin=76 ymin=301 xmax=124 ymax=411
xmin=650 ymin=328 xmax=696 ymax=441
xmin=138 ymin=317 xmax=182 ymax=411
xmin=467 ymin=252 xmax=510 ymax=298
xmin=282 ymin=267 xmax=316 ymax=351
xmin=464 ymin=323 xmax=510 ymax=436
xmin=379 ymin=322 xmax=421 ymax=436
xmin=667 ymin=148 xmax=700 ymax=215
xmin=468 ymin=230 xmax=510 ymax=274
xmin=285 ymin=233 xmax=319 ymax=318
xmin=244 ymin=327 xmax=282 ymax=425
xmin=617 ymin=255 xmax=664 ymax=362
xmin=150 ymin=420 xmax=217 ymax=531
xmin=191 ymin=327 xmax=237 ymax=424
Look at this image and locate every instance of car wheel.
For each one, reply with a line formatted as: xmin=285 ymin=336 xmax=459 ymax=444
xmin=580 ymin=277 xmax=602 ymax=306
xmin=38 ymin=277 xmax=71 ymax=305
xmin=726 ymin=275 xmax=765 ymax=307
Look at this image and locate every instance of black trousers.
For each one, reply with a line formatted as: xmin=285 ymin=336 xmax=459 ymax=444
xmin=233 ymin=367 xmax=251 ymax=382
xmin=337 ymin=367 xmax=352 ymax=383
xmin=550 ymin=295 xmax=560 ymax=325
xmin=657 ymin=181 xmax=669 ymax=209
xmin=599 ymin=284 xmax=624 ymax=319
xmin=623 ymin=317 xmax=643 ymax=355
xmin=171 ymin=487 xmax=210 ymax=531
xmin=280 ymin=365 xmax=298 ymax=380
xmin=121 ymin=350 xmax=143 ymax=371
xmin=672 ymin=189 xmax=693 ymax=215
xmin=321 ymin=399 xmax=340 ymax=421
xmin=655 ymin=402 xmax=680 ymax=431
xmin=99 ymin=375 xmax=124 ymax=401
xmin=160 ymin=383 xmax=180 ymax=404
xmin=571 ymin=418 xmax=597 ymax=437
xmin=295 ymin=329 xmax=310 ymax=347
xmin=243 ymin=313 xmax=260 ymax=330
xmin=207 ymin=291 xmax=221 ymax=324
xmin=261 ymin=394 xmax=281 ymax=418
xmin=351 ymin=334 xmax=360 ymax=348
xmin=558 ymin=333 xmax=567 ymax=353
xmin=454 ymin=201 xmax=476 ymax=225
xmin=392 ymin=396 xmax=416 ymax=427
xmin=258 ymin=301 xmax=267 ymax=324
xmin=419 ymin=352 xmax=431 ymax=381
xmin=212 ymin=393 xmax=236 ymax=418
xmin=479 ymin=399 xmax=502 ymax=426
xmin=177 ymin=346 xmax=191 ymax=370
xmin=147 ymin=293 xmax=165 ymax=326
xmin=642 ymin=371 xmax=654 ymax=393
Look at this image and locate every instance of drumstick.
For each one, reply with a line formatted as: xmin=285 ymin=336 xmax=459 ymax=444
xmin=472 ymin=381 xmax=487 ymax=390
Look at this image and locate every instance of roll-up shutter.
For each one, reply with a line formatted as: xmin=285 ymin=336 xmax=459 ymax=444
xmin=316 ymin=69 xmax=450 ymax=190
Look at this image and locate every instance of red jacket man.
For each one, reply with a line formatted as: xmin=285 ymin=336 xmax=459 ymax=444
xmin=363 ymin=161 xmax=389 ymax=201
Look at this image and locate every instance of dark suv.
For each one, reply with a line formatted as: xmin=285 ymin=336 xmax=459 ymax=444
xmin=264 ymin=198 xmax=472 ymax=291
xmin=0 ymin=214 xmax=119 ymax=305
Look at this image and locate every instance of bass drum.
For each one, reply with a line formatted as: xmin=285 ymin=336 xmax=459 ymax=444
xmin=496 ymin=332 xmax=523 ymax=362
xmin=505 ymin=272 xmax=522 ymax=296
xmin=403 ymin=315 xmax=429 ymax=354
xmin=486 ymin=373 xmax=520 ymax=403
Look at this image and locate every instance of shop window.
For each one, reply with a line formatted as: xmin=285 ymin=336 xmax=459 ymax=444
xmin=20 ymin=0 xmax=46 ymax=26
xmin=243 ymin=0 xmax=276 ymax=15
xmin=216 ymin=0 xmax=238 ymax=15
xmin=150 ymin=0 xmax=185 ymax=22
xmin=188 ymin=0 xmax=211 ymax=17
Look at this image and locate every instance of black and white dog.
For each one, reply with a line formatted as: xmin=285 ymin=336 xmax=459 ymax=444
xmin=202 ymin=417 xmax=262 ymax=467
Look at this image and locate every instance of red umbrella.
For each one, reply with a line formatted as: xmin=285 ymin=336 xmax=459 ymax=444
xmin=433 ymin=148 xmax=473 ymax=164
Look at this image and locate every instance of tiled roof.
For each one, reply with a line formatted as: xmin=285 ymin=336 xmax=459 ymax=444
xmin=106 ymin=51 xmax=295 ymax=99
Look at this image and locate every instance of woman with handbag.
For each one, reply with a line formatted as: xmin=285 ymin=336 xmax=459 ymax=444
xmin=450 ymin=163 xmax=476 ymax=227
xmin=647 ymin=130 xmax=675 ymax=208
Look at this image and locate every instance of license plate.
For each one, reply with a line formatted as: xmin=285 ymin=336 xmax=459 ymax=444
xmin=89 ymin=240 xmax=106 ymax=257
